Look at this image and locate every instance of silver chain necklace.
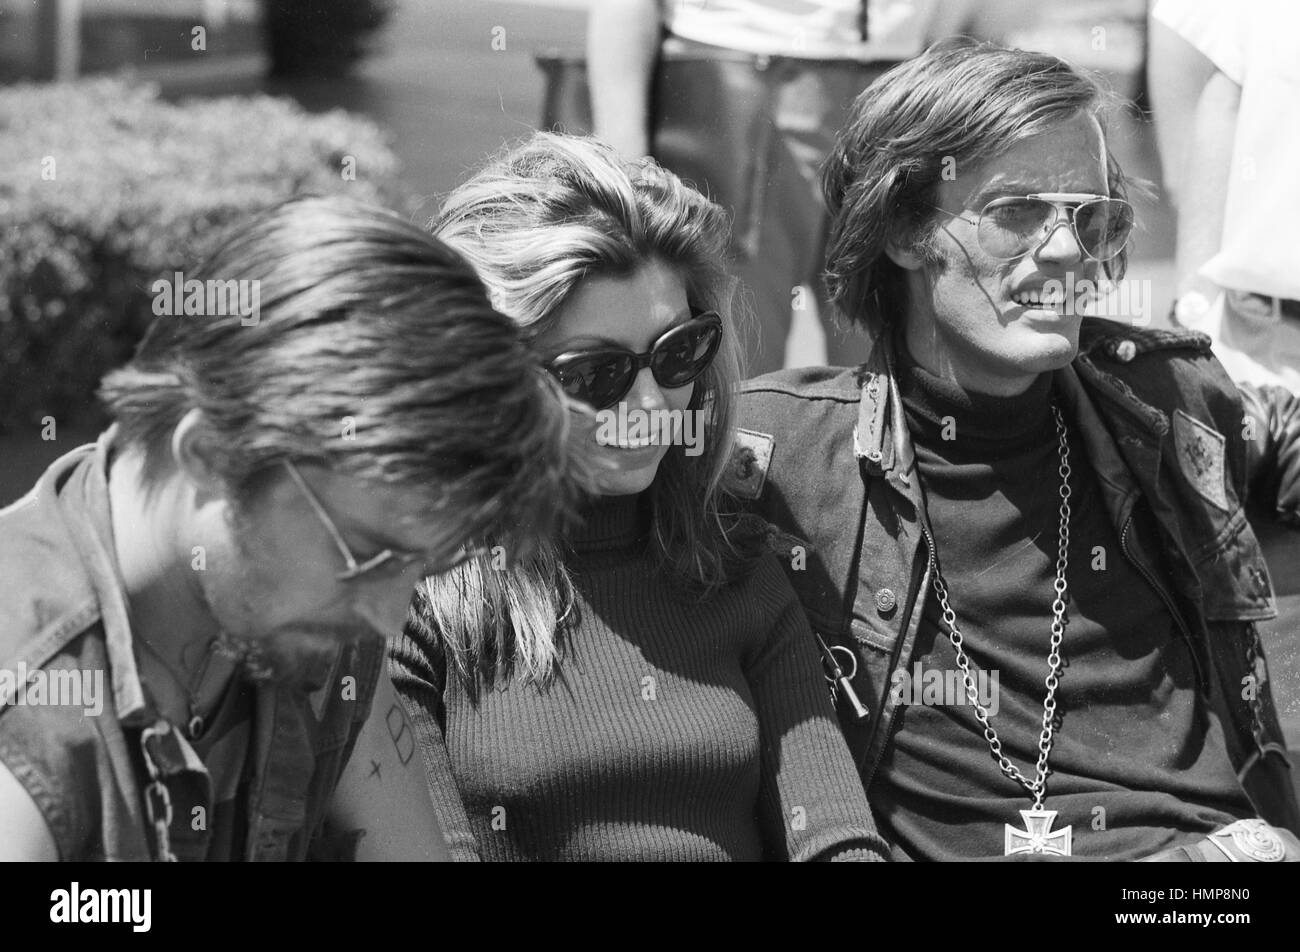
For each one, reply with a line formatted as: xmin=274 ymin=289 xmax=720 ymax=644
xmin=928 ymin=401 xmax=1074 ymax=856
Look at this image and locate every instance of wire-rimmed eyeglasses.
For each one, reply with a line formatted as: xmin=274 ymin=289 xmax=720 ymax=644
xmin=929 ymin=192 xmax=1134 ymax=263
xmin=281 ymin=459 xmax=485 ymax=582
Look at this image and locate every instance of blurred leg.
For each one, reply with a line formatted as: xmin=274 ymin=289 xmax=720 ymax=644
xmin=780 ymin=61 xmax=892 ymax=370
xmin=731 ymin=167 xmax=805 ymax=376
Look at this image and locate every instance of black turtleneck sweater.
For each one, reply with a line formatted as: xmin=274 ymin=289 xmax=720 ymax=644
xmin=391 ymin=492 xmax=889 ymax=862
xmin=872 ymin=347 xmax=1253 ymax=860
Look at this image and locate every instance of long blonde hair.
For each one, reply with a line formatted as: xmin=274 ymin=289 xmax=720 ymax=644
xmin=408 ymin=132 xmax=759 ymax=694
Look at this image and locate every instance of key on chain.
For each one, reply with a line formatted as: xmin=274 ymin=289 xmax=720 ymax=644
xmin=814 ymin=633 xmax=870 ymax=720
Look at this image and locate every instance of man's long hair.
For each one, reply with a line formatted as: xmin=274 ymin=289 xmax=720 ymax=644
xmin=410 ymin=132 xmax=759 ymax=694
xmin=822 ymin=37 xmax=1136 ymax=340
xmin=99 ymin=195 xmax=576 ymax=557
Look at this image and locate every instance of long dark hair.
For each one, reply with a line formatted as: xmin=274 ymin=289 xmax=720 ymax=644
xmin=822 ymin=37 xmax=1136 ymax=340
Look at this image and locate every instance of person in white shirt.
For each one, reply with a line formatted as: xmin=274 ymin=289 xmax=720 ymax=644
xmin=1150 ymin=0 xmax=1300 ymax=394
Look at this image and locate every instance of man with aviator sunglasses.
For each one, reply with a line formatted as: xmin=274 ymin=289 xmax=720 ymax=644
xmin=734 ymin=39 xmax=1300 ymax=861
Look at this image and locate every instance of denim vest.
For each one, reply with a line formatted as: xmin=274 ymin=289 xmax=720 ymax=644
xmin=0 ymin=433 xmax=384 ymax=860
xmin=734 ymin=318 xmax=1300 ymax=833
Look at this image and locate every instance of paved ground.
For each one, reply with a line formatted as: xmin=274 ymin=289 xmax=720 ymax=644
xmin=266 ymin=0 xmax=592 ymax=221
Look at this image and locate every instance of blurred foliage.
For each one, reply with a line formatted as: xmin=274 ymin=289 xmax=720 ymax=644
xmin=0 ymin=78 xmax=401 ymax=434
xmin=262 ymin=0 xmax=396 ymax=77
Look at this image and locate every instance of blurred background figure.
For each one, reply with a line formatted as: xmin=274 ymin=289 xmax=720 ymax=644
xmin=586 ymin=0 xmax=971 ymax=374
xmin=1150 ymin=0 xmax=1300 ymax=394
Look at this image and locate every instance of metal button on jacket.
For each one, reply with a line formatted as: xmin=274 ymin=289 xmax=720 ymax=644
xmin=874 ymin=588 xmax=897 ymax=613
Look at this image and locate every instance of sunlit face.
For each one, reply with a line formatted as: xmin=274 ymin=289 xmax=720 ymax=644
xmin=188 ymin=467 xmax=462 ymax=685
xmin=536 ymin=259 xmax=697 ymax=496
xmin=895 ymin=111 xmax=1111 ymax=396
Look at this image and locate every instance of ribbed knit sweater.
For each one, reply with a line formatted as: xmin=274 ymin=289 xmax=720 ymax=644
xmin=390 ymin=492 xmax=889 ymax=862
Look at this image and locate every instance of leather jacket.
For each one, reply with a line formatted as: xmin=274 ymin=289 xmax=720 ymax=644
xmin=733 ymin=318 xmax=1300 ymax=833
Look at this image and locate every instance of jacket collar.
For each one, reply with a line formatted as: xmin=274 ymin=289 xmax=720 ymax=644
xmin=853 ymin=333 xmax=917 ymax=500
xmin=851 ymin=323 xmax=1169 ymax=517
xmin=47 ymin=427 xmax=152 ymax=724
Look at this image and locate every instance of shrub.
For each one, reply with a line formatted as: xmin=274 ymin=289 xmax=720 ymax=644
xmin=262 ymin=0 xmax=396 ymax=77
xmin=0 ymin=78 xmax=401 ymax=434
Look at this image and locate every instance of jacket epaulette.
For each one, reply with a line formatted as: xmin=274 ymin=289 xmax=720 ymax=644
xmin=1079 ymin=320 xmax=1213 ymax=363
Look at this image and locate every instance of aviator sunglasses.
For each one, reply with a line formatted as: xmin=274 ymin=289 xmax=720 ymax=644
xmin=546 ymin=311 xmax=724 ymax=410
xmin=931 ymin=192 xmax=1135 ymax=263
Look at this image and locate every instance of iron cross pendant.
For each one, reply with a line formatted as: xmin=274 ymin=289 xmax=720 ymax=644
xmin=1005 ymin=809 xmax=1072 ymax=857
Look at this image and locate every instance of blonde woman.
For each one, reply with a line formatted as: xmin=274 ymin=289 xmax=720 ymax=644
xmin=391 ymin=133 xmax=887 ymax=862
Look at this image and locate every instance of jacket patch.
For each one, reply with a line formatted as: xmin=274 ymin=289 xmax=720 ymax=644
xmin=729 ymin=428 xmax=774 ymax=499
xmin=1172 ymin=409 xmax=1229 ymax=511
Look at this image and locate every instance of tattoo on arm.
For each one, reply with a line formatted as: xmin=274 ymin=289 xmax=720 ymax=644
xmin=385 ymin=703 xmax=416 ymax=766
xmin=367 ymin=759 xmax=382 ymax=781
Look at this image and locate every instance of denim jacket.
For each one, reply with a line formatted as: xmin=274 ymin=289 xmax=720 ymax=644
xmin=0 ymin=433 xmax=384 ymax=860
xmin=734 ymin=318 xmax=1300 ymax=832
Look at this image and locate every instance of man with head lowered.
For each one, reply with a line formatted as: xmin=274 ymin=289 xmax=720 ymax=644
xmin=0 ymin=196 xmax=577 ymax=861
xmin=734 ymin=39 xmax=1300 ymax=861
